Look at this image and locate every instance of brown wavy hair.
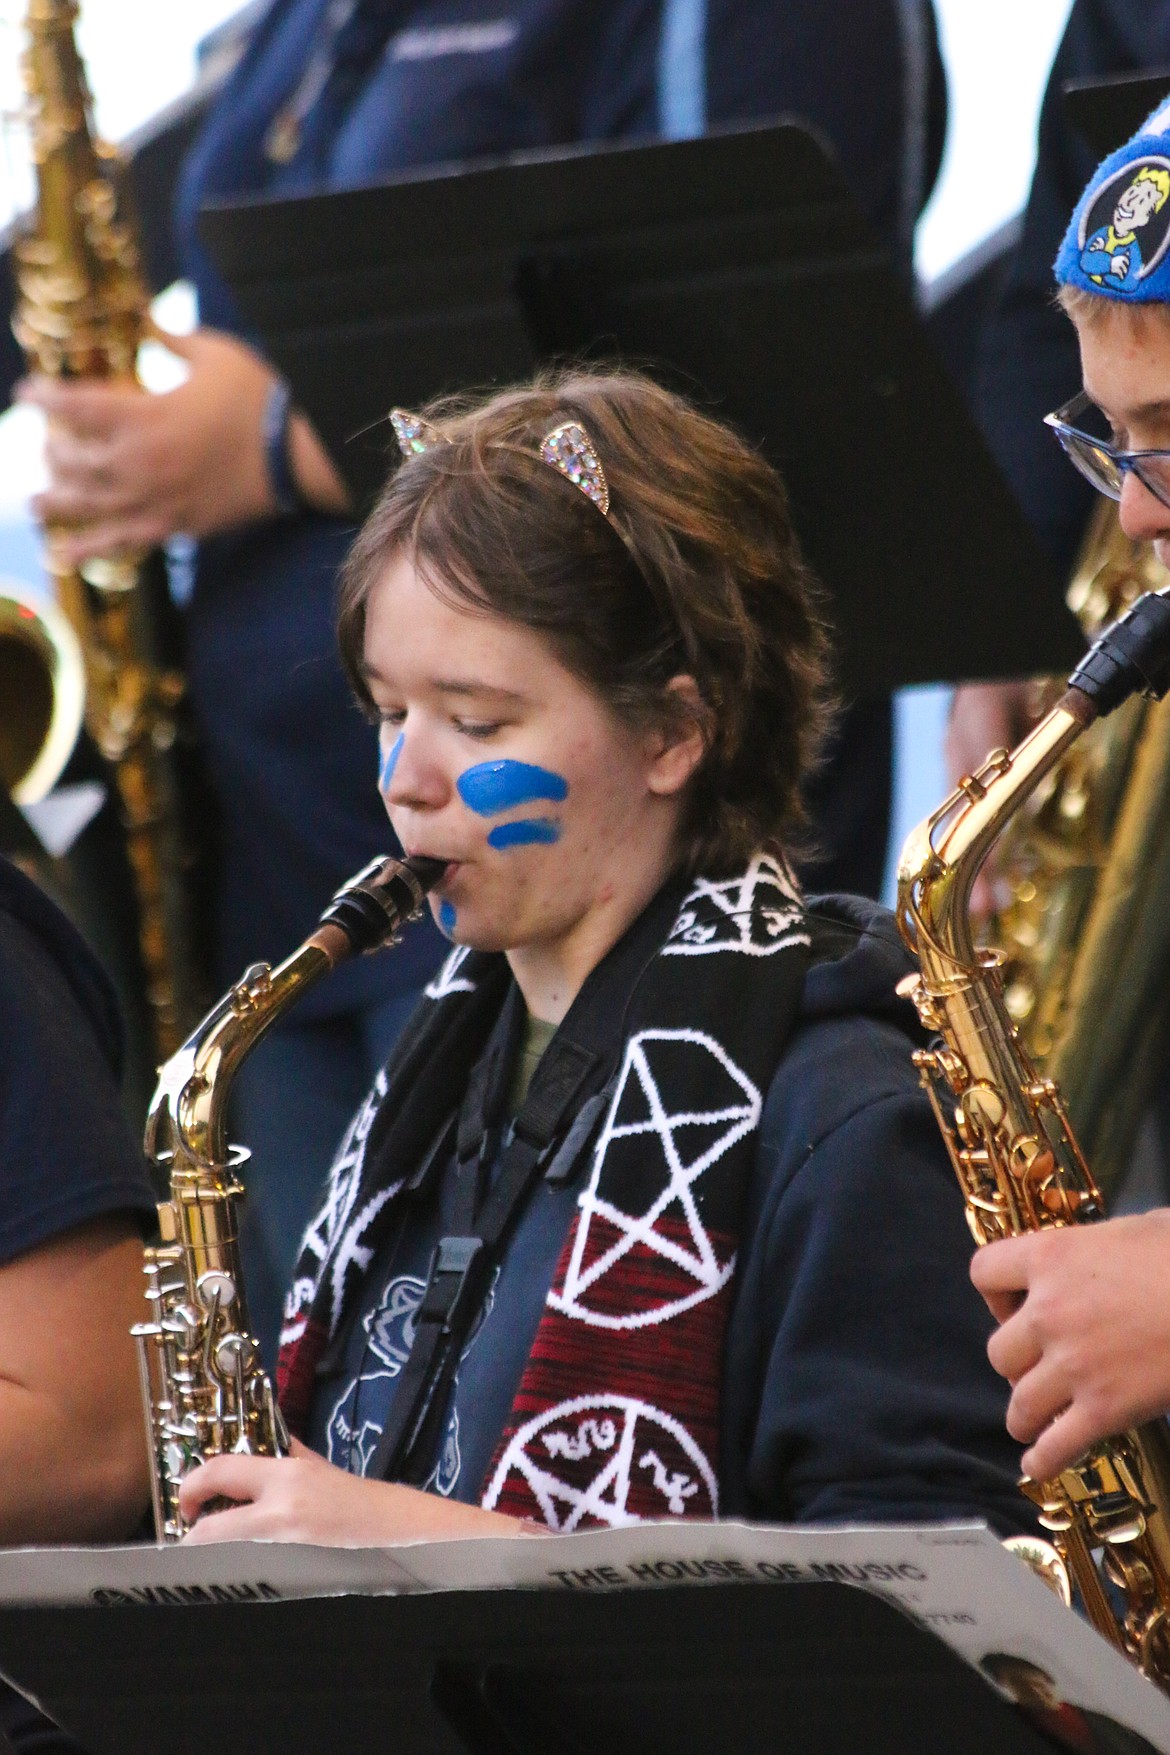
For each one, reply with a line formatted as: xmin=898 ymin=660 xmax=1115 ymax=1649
xmin=337 ymin=367 xmax=834 ymax=876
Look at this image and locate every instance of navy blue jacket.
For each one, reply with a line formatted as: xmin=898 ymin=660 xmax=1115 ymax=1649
xmin=307 ymin=894 xmax=1028 ymax=1530
xmin=174 ymin=0 xmax=941 ymax=998
xmin=976 ymin=0 xmax=1170 ymax=576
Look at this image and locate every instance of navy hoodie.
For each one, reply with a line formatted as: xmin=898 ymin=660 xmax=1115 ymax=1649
xmin=307 ymin=894 xmax=1030 ymax=1534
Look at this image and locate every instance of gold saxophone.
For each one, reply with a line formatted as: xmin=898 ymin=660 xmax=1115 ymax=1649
xmin=897 ymin=587 xmax=1170 ymax=1686
xmin=11 ymin=0 xmax=203 ymax=1059
xmin=135 ymin=853 xmax=444 ymax=1542
xmin=989 ymin=501 xmax=1170 ymax=1196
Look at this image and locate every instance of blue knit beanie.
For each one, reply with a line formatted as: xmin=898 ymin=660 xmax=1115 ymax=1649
xmin=1056 ymin=94 xmax=1170 ymax=301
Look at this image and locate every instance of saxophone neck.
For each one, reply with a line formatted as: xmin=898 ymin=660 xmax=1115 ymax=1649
xmin=145 ymin=939 xmax=335 ymax=1177
xmin=23 ymin=0 xmax=98 ymax=164
xmin=899 ymin=583 xmax=1170 ymax=981
xmin=898 ymin=701 xmax=1089 ymax=979
xmin=144 ymin=853 xmax=446 ymax=1176
xmin=16 ymin=0 xmax=148 ymax=380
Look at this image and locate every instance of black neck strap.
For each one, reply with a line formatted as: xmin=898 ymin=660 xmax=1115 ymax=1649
xmin=367 ymin=875 xmax=689 ymax=1486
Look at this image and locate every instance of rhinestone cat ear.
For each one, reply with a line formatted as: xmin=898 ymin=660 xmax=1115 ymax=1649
xmin=390 ymin=407 xmax=446 ymax=456
xmin=539 ymin=421 xmax=610 ymax=517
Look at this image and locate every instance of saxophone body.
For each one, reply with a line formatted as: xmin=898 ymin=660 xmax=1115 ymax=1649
xmin=135 ymin=853 xmax=444 ymax=1542
xmin=990 ymin=502 xmax=1170 ymax=1196
xmin=897 ymin=589 xmax=1170 ymax=1686
xmin=12 ymin=0 xmax=201 ymax=1060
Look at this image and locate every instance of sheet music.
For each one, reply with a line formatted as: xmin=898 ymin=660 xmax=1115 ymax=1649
xmin=0 ymin=1521 xmax=1164 ymax=1750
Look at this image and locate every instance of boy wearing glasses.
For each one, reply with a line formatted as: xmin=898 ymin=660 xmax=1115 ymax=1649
xmin=972 ymin=97 xmax=1170 ymax=1485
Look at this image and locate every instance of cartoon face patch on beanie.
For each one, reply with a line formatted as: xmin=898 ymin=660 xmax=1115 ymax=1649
xmin=1056 ymin=96 xmax=1170 ymax=300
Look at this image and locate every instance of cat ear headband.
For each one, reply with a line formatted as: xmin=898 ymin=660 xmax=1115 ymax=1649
xmin=389 ymin=407 xmax=611 ymax=517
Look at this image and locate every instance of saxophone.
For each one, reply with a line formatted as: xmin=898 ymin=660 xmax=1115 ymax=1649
xmin=135 ymin=852 xmax=444 ymax=1542
xmin=12 ymin=0 xmax=203 ymax=1060
xmin=989 ymin=502 xmax=1170 ymax=1196
xmin=897 ymin=588 xmax=1170 ymax=1686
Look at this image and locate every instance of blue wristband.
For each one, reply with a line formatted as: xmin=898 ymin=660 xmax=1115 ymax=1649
xmin=262 ymin=378 xmax=306 ymax=516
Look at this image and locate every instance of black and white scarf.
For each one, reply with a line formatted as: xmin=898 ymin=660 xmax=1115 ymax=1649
xmin=278 ymin=850 xmax=812 ymax=1529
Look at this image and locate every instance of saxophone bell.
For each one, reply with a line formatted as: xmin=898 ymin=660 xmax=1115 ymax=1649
xmin=0 ymin=581 xmax=84 ymax=807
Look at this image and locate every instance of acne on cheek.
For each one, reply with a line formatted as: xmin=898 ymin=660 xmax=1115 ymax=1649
xmin=457 ymin=759 xmax=569 ymax=852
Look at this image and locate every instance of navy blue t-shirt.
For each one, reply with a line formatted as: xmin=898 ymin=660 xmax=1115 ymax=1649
xmin=0 ymin=859 xmax=157 ymax=1260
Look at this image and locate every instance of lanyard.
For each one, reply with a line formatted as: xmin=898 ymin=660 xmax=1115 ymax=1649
xmin=366 ymin=875 xmax=690 ymax=1486
xmin=366 ymin=1025 xmax=603 ymax=1485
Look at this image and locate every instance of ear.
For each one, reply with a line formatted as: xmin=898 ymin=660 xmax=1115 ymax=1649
xmin=645 ymin=675 xmax=709 ymax=798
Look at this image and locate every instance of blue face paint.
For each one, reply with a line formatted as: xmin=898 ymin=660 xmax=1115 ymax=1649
xmin=487 ymin=819 xmax=562 ymax=850
xmin=378 ymin=732 xmax=403 ymax=792
xmin=456 ymin=760 xmax=568 ymax=816
xmin=438 ymin=900 xmax=457 ymax=935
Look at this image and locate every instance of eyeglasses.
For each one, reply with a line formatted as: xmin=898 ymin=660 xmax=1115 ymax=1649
xmin=1044 ymin=391 xmax=1170 ymax=511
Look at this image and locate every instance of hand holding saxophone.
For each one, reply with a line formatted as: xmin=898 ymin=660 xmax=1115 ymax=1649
xmin=972 ymin=1212 xmax=1170 ymax=1485
xmin=179 ymin=1441 xmax=531 ymax=1547
xmin=18 ymin=324 xmax=350 ymax=558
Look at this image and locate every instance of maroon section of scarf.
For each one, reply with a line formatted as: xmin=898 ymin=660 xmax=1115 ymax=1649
xmin=278 ymin=1317 xmax=328 ymax=1440
xmin=482 ymin=1217 xmax=735 ymax=1529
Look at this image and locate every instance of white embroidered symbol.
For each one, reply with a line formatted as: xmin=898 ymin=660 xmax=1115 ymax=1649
xmin=548 ymin=1029 xmax=759 ymax=1330
xmin=638 ymin=1449 xmax=699 ymax=1515
xmin=665 ymin=849 xmax=808 ymax=957
xmin=542 ymin=1418 xmax=617 ymax=1462
xmin=482 ymin=1394 xmax=717 ymax=1530
xmin=425 ymin=945 xmax=477 ymax=999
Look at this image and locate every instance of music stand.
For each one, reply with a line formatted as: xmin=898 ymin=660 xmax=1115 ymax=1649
xmin=0 ymin=1578 xmax=1059 ymax=1755
xmin=1064 ymin=68 xmax=1170 ymax=162
xmin=199 ymin=121 xmax=1077 ymax=697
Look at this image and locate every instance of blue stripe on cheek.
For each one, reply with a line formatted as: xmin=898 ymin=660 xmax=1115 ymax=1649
xmin=438 ymin=900 xmax=457 ymax=935
xmin=456 ymin=760 xmax=568 ymax=815
xmin=487 ymin=819 xmax=562 ymax=850
xmin=378 ymin=732 xmax=403 ymax=791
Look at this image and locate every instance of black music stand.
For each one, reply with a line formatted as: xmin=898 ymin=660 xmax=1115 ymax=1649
xmin=0 ymin=1579 xmax=1060 ymax=1755
xmin=199 ymin=121 xmax=1077 ymax=698
xmin=1064 ymin=68 xmax=1170 ymax=162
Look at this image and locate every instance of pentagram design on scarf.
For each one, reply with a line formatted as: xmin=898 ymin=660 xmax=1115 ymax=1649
xmin=482 ymin=1393 xmax=719 ymax=1529
xmin=665 ymin=849 xmax=808 ymax=957
xmin=549 ymin=1028 xmax=761 ymax=1330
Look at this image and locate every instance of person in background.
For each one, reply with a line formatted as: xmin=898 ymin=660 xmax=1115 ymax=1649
xmin=0 ymin=854 xmax=156 ymax=1746
xmin=971 ymin=97 xmax=1170 ymax=1485
xmin=0 ymin=854 xmax=154 ymax=1542
xmin=16 ymin=0 xmax=945 ymax=1363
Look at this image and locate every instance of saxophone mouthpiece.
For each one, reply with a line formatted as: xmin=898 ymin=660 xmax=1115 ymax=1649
xmin=318 ymin=853 xmax=447 ymax=954
xmin=1065 ymin=586 xmax=1170 ymax=718
xmin=404 ymin=854 xmax=448 ymax=889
